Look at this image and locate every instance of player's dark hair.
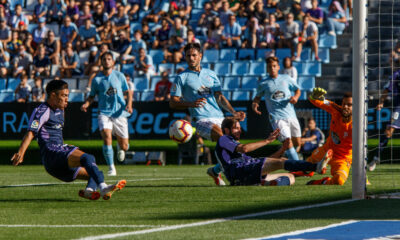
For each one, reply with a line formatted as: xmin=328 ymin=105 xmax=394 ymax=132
xmin=46 ymin=79 xmax=68 ymax=95
xmin=101 ymin=51 xmax=115 ymax=62
xmin=267 ymin=56 xmax=279 ymax=65
xmin=343 ymin=92 xmax=352 ymax=98
xmin=221 ymin=117 xmax=239 ymax=132
xmin=184 ymin=42 xmax=202 ymax=55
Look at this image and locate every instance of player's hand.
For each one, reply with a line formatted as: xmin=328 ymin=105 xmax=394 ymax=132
xmin=310 ymin=87 xmax=327 ymax=101
xmin=252 ymin=102 xmax=262 ymax=115
xmin=376 ymin=103 xmax=384 ymax=111
xmin=289 ymin=96 xmax=298 ymax=104
xmin=267 ymin=128 xmax=280 ymax=142
xmin=233 ymin=111 xmax=246 ymax=121
xmin=11 ymin=153 xmax=24 ymax=166
xmin=126 ymin=104 xmax=133 ymax=114
xmin=192 ymin=98 xmax=206 ymax=108
xmin=80 ymin=102 xmax=89 ymax=112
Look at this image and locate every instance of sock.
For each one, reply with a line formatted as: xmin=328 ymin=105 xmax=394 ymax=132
xmin=274 ymin=176 xmax=291 ymax=186
xmin=284 ymin=160 xmax=316 ymax=172
xmin=213 ymin=164 xmax=222 ymax=174
xmin=80 ymin=153 xmax=105 ymax=186
xmin=376 ymin=134 xmax=389 ymax=156
xmin=102 ymin=145 xmax=114 ymax=166
xmin=285 ymin=147 xmax=299 ymax=161
xmin=85 ymin=177 xmax=97 ymax=191
xmin=99 ymin=182 xmax=108 ymax=191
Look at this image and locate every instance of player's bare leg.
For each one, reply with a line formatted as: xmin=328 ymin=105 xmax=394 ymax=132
xmin=207 ymin=124 xmax=226 ymax=186
xmin=116 ymin=135 xmax=129 ymax=163
xmin=101 ymin=129 xmax=116 ymax=176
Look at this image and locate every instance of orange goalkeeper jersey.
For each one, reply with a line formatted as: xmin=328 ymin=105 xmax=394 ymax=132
xmin=309 ymin=98 xmax=352 ymax=161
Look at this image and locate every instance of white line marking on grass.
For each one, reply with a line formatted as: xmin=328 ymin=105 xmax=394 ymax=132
xmin=0 ymin=225 xmax=162 ymax=228
xmin=242 ymin=220 xmax=358 ymax=240
xmin=77 ymin=199 xmax=358 ymax=240
xmin=0 ymin=178 xmax=184 ymax=188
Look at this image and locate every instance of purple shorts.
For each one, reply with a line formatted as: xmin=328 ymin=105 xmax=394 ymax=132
xmin=224 ymin=157 xmax=266 ymax=186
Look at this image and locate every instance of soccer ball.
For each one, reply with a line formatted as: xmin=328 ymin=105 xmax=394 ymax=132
xmin=169 ymin=119 xmax=193 ymax=143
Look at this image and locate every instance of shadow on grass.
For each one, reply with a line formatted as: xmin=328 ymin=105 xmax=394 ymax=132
xmin=0 ymin=198 xmax=80 ymax=202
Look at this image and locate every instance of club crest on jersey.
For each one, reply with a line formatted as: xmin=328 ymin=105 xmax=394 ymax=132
xmin=106 ymin=87 xmax=117 ymax=96
xmin=272 ymin=90 xmax=285 ymax=100
xmin=197 ymin=86 xmax=212 ymax=97
xmin=30 ymin=120 xmax=39 ymax=129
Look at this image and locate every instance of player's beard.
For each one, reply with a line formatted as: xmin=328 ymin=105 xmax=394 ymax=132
xmin=231 ymin=131 xmax=241 ymax=140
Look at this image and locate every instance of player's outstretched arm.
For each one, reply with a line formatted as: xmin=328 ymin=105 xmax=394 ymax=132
xmin=236 ymin=129 xmax=280 ymax=153
xmin=214 ymin=91 xmax=246 ymax=121
xmin=11 ymin=131 xmax=34 ymax=166
xmin=309 ymin=87 xmax=327 ymax=101
xmin=377 ymin=89 xmax=389 ymax=110
xmin=252 ymin=96 xmax=262 ymax=115
xmin=169 ymin=96 xmax=206 ymax=109
xmin=81 ymin=96 xmax=95 ymax=112
xmin=125 ymin=89 xmax=133 ymax=113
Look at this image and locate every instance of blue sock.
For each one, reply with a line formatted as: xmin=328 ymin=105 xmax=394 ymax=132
xmin=80 ymin=153 xmax=105 ymax=185
xmin=213 ymin=164 xmax=222 ymax=174
xmin=86 ymin=177 xmax=97 ymax=190
xmin=102 ymin=145 xmax=114 ymax=166
xmin=284 ymin=160 xmax=316 ymax=172
xmin=285 ymin=147 xmax=299 ymax=161
xmin=274 ymin=176 xmax=291 ymax=186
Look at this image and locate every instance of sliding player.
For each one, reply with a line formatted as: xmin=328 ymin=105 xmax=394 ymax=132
xmin=368 ymin=69 xmax=400 ymax=171
xmin=305 ymin=88 xmax=352 ymax=185
xmin=216 ymin=117 xmax=331 ymax=186
xmin=81 ymin=52 xmax=133 ymax=176
xmin=169 ymin=43 xmax=246 ymax=186
xmin=11 ymin=80 xmax=126 ymax=200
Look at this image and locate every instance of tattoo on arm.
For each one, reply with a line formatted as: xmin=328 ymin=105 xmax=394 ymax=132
xmin=215 ymin=92 xmax=235 ymax=114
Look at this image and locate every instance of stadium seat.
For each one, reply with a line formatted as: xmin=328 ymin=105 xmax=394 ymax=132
xmin=238 ymin=49 xmax=255 ymax=60
xmin=79 ymin=51 xmax=90 ymax=67
xmin=43 ymin=78 xmax=52 ymax=89
xmin=25 ymin=0 xmax=35 ymax=11
xmin=191 ymin=9 xmax=203 ymax=21
xmin=293 ymin=62 xmax=322 ymax=77
xmin=219 ymin=49 xmax=237 ymax=62
xmin=203 ymin=49 xmax=219 ymax=63
xmin=6 ymin=78 xmax=20 ymax=91
xmin=47 ymin=24 xmax=60 ymax=36
xmin=130 ymin=22 xmax=142 ymax=36
xmin=237 ymin=17 xmax=248 ymax=27
xmin=221 ymin=90 xmax=231 ymax=100
xmin=298 ymin=75 xmax=315 ymax=91
xmin=158 ymin=63 xmax=175 ymax=74
xmin=195 ymin=0 xmax=209 ymax=8
xmin=201 ymin=62 xmax=211 ymax=69
xmin=223 ymin=76 xmax=241 ymax=89
xmin=68 ymin=91 xmax=85 ymax=102
xmin=249 ymin=61 xmax=266 ymax=75
xmin=77 ymin=79 xmax=89 ymax=92
xmin=175 ymin=63 xmax=187 ymax=73
xmin=231 ymin=90 xmax=251 ymax=101
xmin=241 ymin=76 xmax=259 ymax=89
xmin=231 ymin=62 xmax=249 ymax=75
xmin=0 ymin=78 xmax=6 ymax=91
xmin=121 ymin=63 xmax=135 ymax=77
xmin=0 ymin=91 xmax=14 ymax=102
xmin=27 ymin=24 xmax=38 ymax=33
xmin=276 ymin=48 xmax=292 ymax=59
xmin=315 ymin=48 xmax=330 ymax=63
xmin=319 ymin=34 xmax=337 ymax=49
xmin=141 ymin=90 xmax=154 ymax=101
xmin=256 ymin=48 xmax=274 ymax=60
xmin=133 ymin=90 xmax=140 ymax=101
xmin=300 ymin=48 xmax=312 ymax=61
xmin=150 ymin=76 xmax=162 ymax=90
xmin=134 ymin=77 xmax=148 ymax=91
xmin=149 ymin=49 xmax=164 ymax=64
xmin=214 ymin=62 xmax=231 ymax=75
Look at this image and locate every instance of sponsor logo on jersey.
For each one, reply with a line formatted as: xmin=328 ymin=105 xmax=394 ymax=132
xmin=30 ymin=120 xmax=39 ymax=129
xmin=272 ymin=90 xmax=285 ymax=100
xmin=197 ymin=86 xmax=212 ymax=98
xmin=106 ymin=87 xmax=117 ymax=96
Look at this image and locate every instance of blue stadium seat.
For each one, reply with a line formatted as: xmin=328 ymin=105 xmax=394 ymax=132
xmin=121 ymin=63 xmax=135 ymax=77
xmin=130 ymin=22 xmax=142 ymax=36
xmin=315 ymin=48 xmax=330 ymax=63
xmin=237 ymin=17 xmax=248 ymax=27
xmin=214 ymin=63 xmax=231 ymax=75
xmin=150 ymin=76 xmax=162 ymax=90
xmin=158 ymin=63 xmax=175 ymax=74
xmin=68 ymin=92 xmax=84 ymax=102
xmin=223 ymin=76 xmax=241 ymax=89
xmin=0 ymin=78 xmax=6 ymax=91
xmin=299 ymin=90 xmax=309 ymax=100
xmin=7 ymin=78 xmax=20 ymax=91
xmin=175 ymin=63 xmax=187 ymax=73
xmin=195 ymin=0 xmax=209 ymax=8
xmin=141 ymin=90 xmax=154 ymax=101
xmin=77 ymin=79 xmax=89 ymax=91
xmin=241 ymin=76 xmax=259 ymax=89
xmin=134 ymin=77 xmax=148 ymax=91
xmin=28 ymin=24 xmax=38 ymax=33
xmin=201 ymin=62 xmax=211 ymax=69
xmin=293 ymin=62 xmax=322 ymax=77
xmin=191 ymin=9 xmax=203 ymax=21
xmin=231 ymin=62 xmax=249 ymax=75
xmin=249 ymin=61 xmax=266 ymax=75
xmin=221 ymin=90 xmax=231 ymax=100
xmin=256 ymin=48 xmax=274 ymax=60
xmin=219 ymin=49 xmax=237 ymax=62
xmin=238 ymin=49 xmax=255 ymax=60
xmin=276 ymin=48 xmax=292 ymax=59
xmin=319 ymin=34 xmax=337 ymax=49
xmin=133 ymin=91 xmax=141 ymax=101
xmin=300 ymin=48 xmax=312 ymax=61
xmin=149 ymin=49 xmax=164 ymax=64
xmin=298 ymin=75 xmax=315 ymax=91
xmin=0 ymin=91 xmax=14 ymax=102
xmin=232 ymin=90 xmax=251 ymax=101
xmin=203 ymin=49 xmax=219 ymax=63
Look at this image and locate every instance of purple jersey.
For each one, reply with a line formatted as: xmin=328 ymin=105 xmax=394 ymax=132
xmin=215 ymin=135 xmax=252 ymax=165
xmin=28 ymin=103 xmax=65 ymax=149
xmin=385 ymin=69 xmax=400 ymax=107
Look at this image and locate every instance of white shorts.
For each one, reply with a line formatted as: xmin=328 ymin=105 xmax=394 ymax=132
xmin=195 ymin=118 xmax=224 ymax=141
xmin=98 ymin=114 xmax=129 ymax=139
xmin=270 ymin=118 xmax=301 ymax=142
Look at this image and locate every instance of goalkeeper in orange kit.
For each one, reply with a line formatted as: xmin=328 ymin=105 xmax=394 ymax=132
xmin=305 ymin=88 xmax=353 ymax=185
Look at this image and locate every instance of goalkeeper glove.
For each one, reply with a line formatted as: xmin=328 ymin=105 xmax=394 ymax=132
xmin=310 ymin=87 xmax=327 ymax=101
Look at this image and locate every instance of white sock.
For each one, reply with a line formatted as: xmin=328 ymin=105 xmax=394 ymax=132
xmin=85 ymin=187 xmax=94 ymax=192
xmin=99 ymin=183 xmax=108 ymax=191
